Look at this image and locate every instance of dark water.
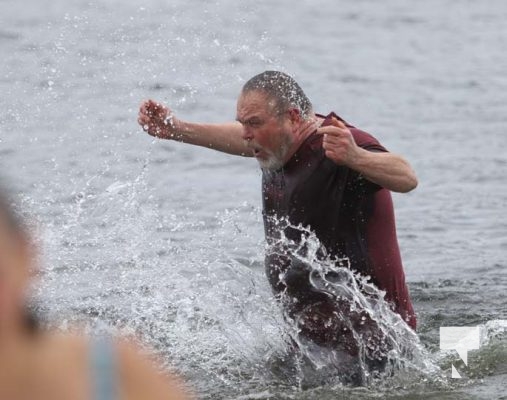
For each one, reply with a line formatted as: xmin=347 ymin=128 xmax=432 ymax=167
xmin=1 ymin=0 xmax=506 ymax=398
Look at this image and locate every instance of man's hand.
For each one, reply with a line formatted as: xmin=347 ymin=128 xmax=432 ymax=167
xmin=294 ymin=117 xmax=321 ymax=144
xmin=138 ymin=100 xmax=181 ymax=139
xmin=319 ymin=116 xmax=360 ymax=167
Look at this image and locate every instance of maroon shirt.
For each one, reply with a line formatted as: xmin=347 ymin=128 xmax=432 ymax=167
xmin=262 ymin=112 xmax=416 ymax=331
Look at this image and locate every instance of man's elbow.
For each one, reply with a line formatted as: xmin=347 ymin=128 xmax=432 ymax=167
xmin=399 ymin=171 xmax=418 ymax=193
xmin=396 ymin=157 xmax=418 ymax=193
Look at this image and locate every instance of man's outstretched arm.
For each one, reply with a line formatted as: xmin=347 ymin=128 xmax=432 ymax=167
xmin=138 ymin=99 xmax=252 ymax=157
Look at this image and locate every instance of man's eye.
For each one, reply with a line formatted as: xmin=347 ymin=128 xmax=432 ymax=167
xmin=247 ymin=120 xmax=261 ymax=128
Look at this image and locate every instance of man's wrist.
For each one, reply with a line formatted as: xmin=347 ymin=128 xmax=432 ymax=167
xmin=347 ymin=147 xmax=370 ymax=172
xmin=162 ymin=115 xmax=186 ymax=140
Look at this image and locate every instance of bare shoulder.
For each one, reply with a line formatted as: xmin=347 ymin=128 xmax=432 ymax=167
xmin=31 ymin=333 xmax=90 ymax=400
xmin=38 ymin=332 xmax=89 ymax=363
xmin=115 ymin=339 xmax=192 ymax=400
xmin=37 ymin=333 xmax=191 ymax=399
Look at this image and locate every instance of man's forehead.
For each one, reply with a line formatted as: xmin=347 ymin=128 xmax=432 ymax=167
xmin=237 ymin=91 xmax=275 ymax=118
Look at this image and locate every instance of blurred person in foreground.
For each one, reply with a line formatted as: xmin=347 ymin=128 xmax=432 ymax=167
xmin=0 ymin=188 xmax=190 ymax=400
xmin=137 ymin=71 xmax=418 ymax=371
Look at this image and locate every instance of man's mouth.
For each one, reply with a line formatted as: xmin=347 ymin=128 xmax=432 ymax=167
xmin=249 ymin=145 xmax=263 ymax=157
xmin=246 ymin=142 xmax=269 ymax=160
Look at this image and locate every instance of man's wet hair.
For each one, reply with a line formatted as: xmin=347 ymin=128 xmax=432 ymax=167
xmin=242 ymin=71 xmax=313 ymax=118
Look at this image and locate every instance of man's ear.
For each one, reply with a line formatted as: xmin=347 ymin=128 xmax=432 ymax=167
xmin=288 ymin=108 xmax=301 ymax=124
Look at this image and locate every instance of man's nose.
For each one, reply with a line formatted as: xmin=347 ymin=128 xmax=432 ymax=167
xmin=242 ymin=127 xmax=254 ymax=141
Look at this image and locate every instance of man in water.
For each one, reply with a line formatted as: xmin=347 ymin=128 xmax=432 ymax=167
xmin=137 ymin=71 xmax=418 ymax=360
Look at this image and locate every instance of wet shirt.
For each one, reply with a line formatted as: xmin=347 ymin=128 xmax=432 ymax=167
xmin=262 ymin=112 xmax=416 ymax=329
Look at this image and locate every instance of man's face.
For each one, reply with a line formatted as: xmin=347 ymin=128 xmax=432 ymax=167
xmin=236 ymin=90 xmax=295 ymax=170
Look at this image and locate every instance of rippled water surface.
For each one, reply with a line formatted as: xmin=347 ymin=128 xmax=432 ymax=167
xmin=1 ymin=0 xmax=506 ymax=398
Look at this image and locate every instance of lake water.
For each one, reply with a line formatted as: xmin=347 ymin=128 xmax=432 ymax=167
xmin=1 ymin=0 xmax=506 ymax=398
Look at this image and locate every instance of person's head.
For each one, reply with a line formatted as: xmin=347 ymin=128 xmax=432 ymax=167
xmin=236 ymin=71 xmax=313 ymax=170
xmin=0 ymin=190 xmax=33 ymax=334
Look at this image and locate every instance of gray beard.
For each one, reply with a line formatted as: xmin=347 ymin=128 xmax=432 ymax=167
xmin=257 ymin=134 xmax=294 ymax=171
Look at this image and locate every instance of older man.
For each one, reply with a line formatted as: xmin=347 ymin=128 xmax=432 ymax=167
xmin=138 ymin=71 xmax=418 ymax=354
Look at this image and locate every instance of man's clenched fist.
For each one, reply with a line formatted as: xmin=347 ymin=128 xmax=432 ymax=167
xmin=138 ymin=100 xmax=179 ymax=139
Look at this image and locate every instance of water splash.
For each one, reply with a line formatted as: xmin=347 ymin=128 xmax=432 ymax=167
xmin=28 ymin=172 xmax=446 ymax=398
xmin=263 ymin=219 xmax=440 ymax=389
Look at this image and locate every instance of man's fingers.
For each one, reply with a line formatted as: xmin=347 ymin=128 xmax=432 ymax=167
xmin=147 ymin=100 xmax=169 ymax=119
xmin=322 ymin=137 xmax=343 ymax=151
xmin=138 ymin=114 xmax=151 ymax=125
xmin=147 ymin=99 xmax=158 ymax=108
xmin=139 ymin=103 xmax=156 ymax=119
xmin=142 ymin=100 xmax=157 ymax=115
xmin=318 ymin=126 xmax=347 ymax=138
xmin=140 ymin=100 xmax=156 ymax=114
xmin=328 ymin=117 xmax=340 ymax=127
xmin=323 ymin=134 xmax=341 ymax=143
xmin=138 ymin=116 xmax=149 ymax=127
xmin=329 ymin=116 xmax=347 ymax=129
xmin=145 ymin=102 xmax=157 ymax=116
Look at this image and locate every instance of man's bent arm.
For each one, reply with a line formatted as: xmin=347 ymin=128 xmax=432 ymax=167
xmin=319 ymin=118 xmax=418 ymax=193
xmin=350 ymin=149 xmax=418 ymax=193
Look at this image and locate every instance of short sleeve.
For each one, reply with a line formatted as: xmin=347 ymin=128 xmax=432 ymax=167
xmin=350 ymin=128 xmax=388 ymax=154
xmin=349 ymin=128 xmax=387 ymax=192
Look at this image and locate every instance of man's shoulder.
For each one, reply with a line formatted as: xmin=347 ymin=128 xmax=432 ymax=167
xmin=350 ymin=127 xmax=382 ymax=149
xmin=318 ymin=111 xmax=387 ymax=152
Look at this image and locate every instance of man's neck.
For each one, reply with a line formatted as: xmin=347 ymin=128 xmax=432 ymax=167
xmin=283 ymin=113 xmax=324 ymax=165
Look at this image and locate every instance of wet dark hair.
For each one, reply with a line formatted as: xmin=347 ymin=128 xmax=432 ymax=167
xmin=242 ymin=70 xmax=313 ymax=118
xmin=0 ymin=188 xmax=39 ymax=333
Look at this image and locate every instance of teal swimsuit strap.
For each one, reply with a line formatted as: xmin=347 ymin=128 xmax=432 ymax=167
xmin=90 ymin=336 xmax=118 ymax=400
